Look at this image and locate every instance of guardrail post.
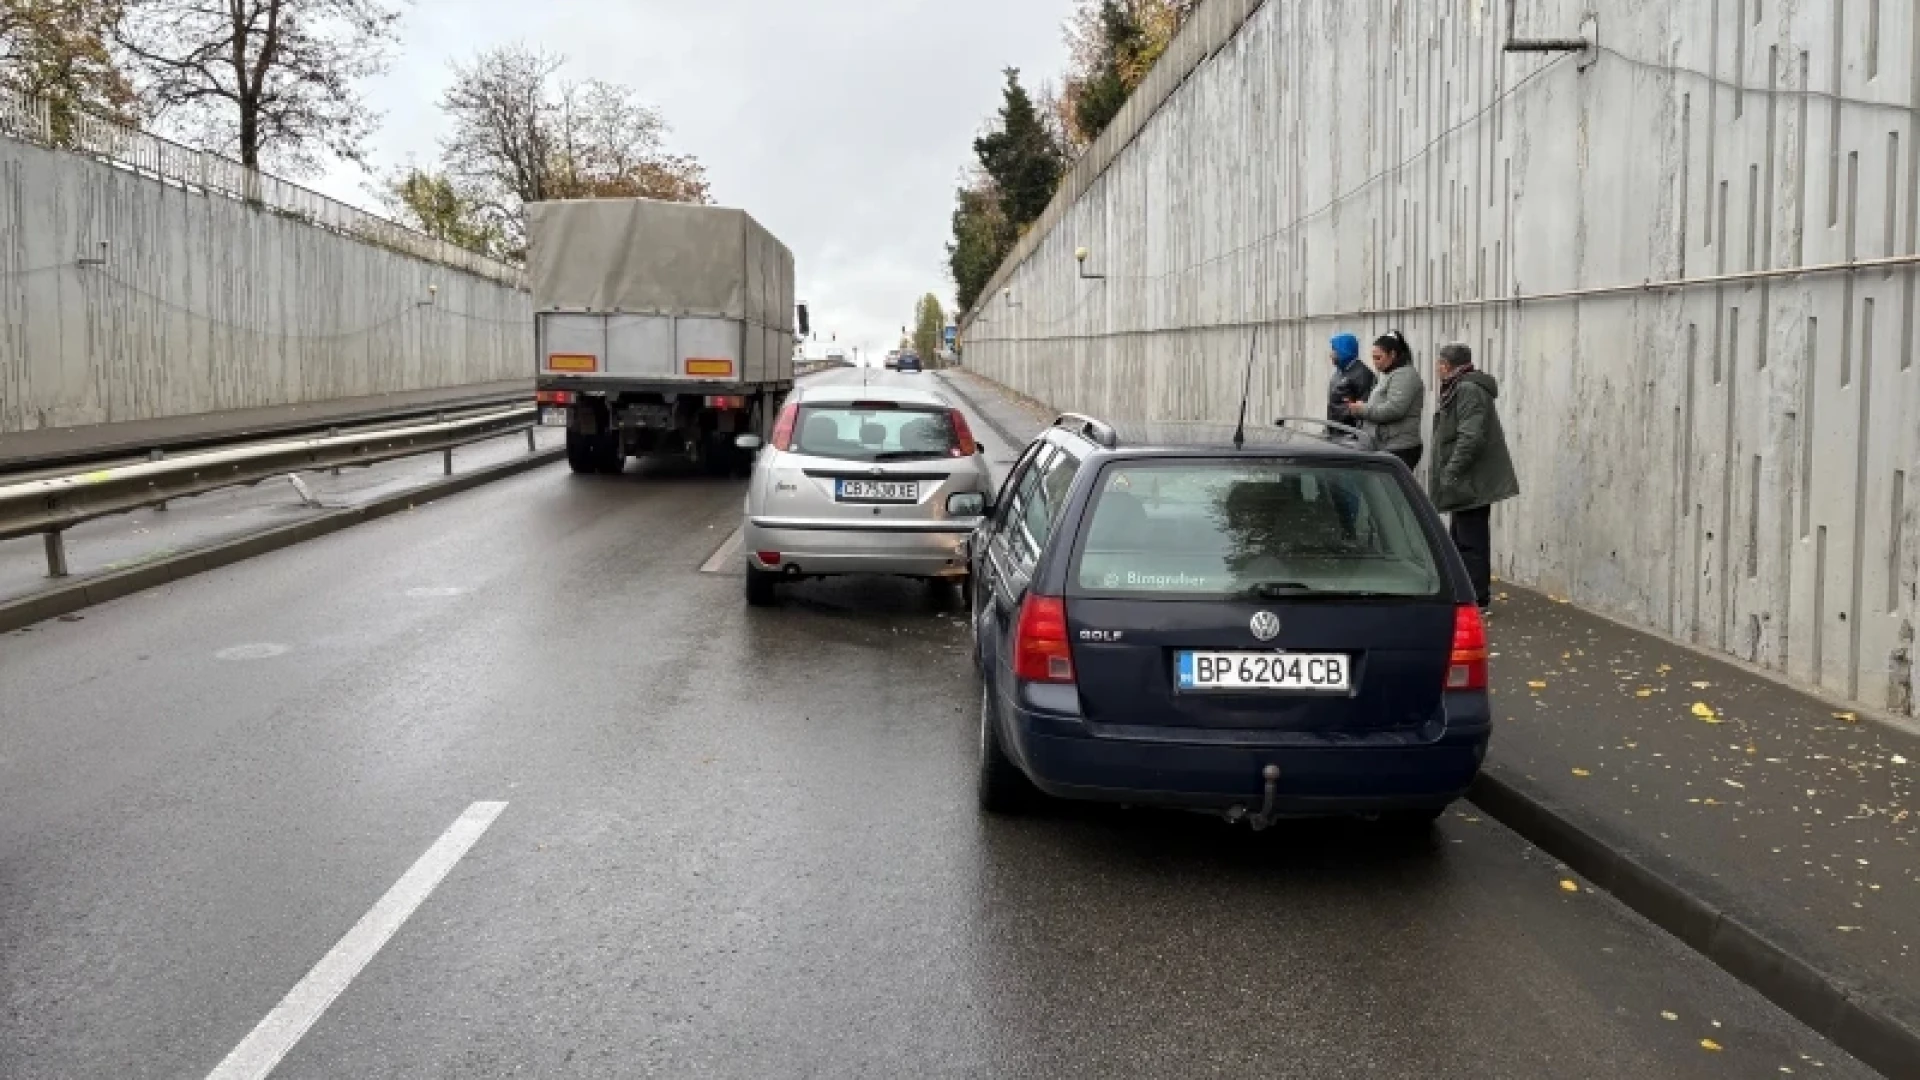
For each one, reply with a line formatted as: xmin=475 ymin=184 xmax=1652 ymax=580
xmin=526 ymin=425 xmax=537 ymax=452
xmin=443 ymin=447 xmax=454 ymax=475
xmin=150 ymin=450 xmax=169 ymax=510
xmin=44 ymin=530 xmax=69 ymax=577
xmin=329 ymin=428 xmax=342 ymax=476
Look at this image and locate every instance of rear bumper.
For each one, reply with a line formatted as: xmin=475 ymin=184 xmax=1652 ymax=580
xmin=743 ymin=519 xmax=974 ymax=578
xmin=1003 ymin=701 xmax=1489 ymax=814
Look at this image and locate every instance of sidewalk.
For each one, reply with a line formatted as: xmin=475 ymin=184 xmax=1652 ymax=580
xmin=939 ymin=368 xmax=1920 ymax=1055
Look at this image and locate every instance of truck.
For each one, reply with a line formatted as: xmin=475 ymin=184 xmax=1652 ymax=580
xmin=528 ymin=199 xmax=805 ymax=476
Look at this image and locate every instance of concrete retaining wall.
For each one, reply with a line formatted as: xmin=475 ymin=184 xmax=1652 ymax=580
xmin=960 ymin=0 xmax=1919 ymax=714
xmin=0 ymin=133 xmax=532 ymax=448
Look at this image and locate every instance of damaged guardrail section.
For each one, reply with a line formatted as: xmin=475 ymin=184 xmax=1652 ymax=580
xmin=0 ymin=408 xmax=537 ymax=576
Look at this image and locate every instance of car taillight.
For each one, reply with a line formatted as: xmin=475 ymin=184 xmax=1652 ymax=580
xmin=756 ymin=550 xmax=781 ymax=567
xmin=1013 ymin=594 xmax=1076 ymax=684
xmin=770 ymin=402 xmax=798 ymax=450
xmin=948 ymin=409 xmax=977 ymax=457
xmin=1448 ymin=604 xmax=1488 ymax=690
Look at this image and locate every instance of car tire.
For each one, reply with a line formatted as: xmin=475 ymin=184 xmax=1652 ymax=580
xmin=977 ymin=684 xmax=1035 ymax=814
xmin=745 ymin=566 xmax=779 ymax=607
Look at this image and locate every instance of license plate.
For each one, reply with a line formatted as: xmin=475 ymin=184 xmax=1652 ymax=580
xmin=836 ymin=479 xmax=918 ymax=503
xmin=1176 ymin=651 xmax=1351 ymax=693
xmin=541 ymin=408 xmax=569 ymax=427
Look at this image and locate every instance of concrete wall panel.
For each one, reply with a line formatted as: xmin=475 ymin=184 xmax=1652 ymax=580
xmin=960 ymin=0 xmax=1919 ymax=714
xmin=0 ymin=134 xmax=530 ymax=441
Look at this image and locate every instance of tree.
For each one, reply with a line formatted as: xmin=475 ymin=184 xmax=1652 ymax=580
xmin=383 ymin=167 xmax=505 ymax=259
xmin=435 ymin=43 xmax=711 ymax=258
xmin=947 ymin=173 xmax=1014 ymax=313
xmin=912 ymin=293 xmax=945 ymax=362
xmin=114 ymin=0 xmax=400 ymax=174
xmin=1060 ymin=0 xmax=1200 ymax=149
xmin=0 ymin=0 xmax=136 ymax=141
xmin=972 ymin=68 xmax=1063 ymax=231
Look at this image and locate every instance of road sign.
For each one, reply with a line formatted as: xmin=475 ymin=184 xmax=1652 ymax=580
xmin=943 ymin=325 xmax=957 ymax=346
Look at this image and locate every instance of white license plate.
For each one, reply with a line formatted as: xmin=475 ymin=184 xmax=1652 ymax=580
xmin=837 ymin=479 xmax=918 ymax=503
xmin=1176 ymin=651 xmax=1351 ymax=693
xmin=541 ymin=408 xmax=569 ymax=427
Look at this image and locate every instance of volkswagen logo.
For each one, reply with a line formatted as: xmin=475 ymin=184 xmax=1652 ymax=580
xmin=1249 ymin=611 xmax=1282 ymax=641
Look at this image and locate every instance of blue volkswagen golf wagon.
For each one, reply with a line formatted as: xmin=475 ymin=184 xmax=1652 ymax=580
xmin=969 ymin=414 xmax=1491 ymax=830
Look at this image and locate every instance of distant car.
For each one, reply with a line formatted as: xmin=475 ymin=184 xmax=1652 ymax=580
xmin=968 ymin=413 xmax=1491 ymax=831
xmin=737 ymin=384 xmax=992 ymax=606
xmin=896 ymin=354 xmax=922 ymax=373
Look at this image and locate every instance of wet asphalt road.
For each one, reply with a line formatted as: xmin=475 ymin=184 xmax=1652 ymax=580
xmin=0 ymin=371 xmax=1876 ymax=1078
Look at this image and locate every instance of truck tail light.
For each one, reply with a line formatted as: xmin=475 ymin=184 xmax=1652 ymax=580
xmin=535 ymin=390 xmax=575 ymax=405
xmin=1447 ymin=604 xmax=1488 ymax=690
xmin=948 ymin=409 xmax=977 ymax=457
xmin=705 ymin=395 xmax=746 ymax=410
xmin=770 ymin=402 xmax=798 ymax=450
xmin=1013 ymin=594 xmax=1076 ymax=684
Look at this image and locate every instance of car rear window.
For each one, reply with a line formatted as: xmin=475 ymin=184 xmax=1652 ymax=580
xmin=1070 ymin=461 xmax=1445 ymax=599
xmin=793 ymin=404 xmax=959 ymax=462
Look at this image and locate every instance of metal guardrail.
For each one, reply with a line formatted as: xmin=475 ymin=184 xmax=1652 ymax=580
xmin=0 ymin=407 xmax=541 ymax=577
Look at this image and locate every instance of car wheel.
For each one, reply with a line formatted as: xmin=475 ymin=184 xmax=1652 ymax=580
xmin=745 ymin=565 xmax=779 ymax=607
xmin=977 ymin=683 xmax=1035 ymax=814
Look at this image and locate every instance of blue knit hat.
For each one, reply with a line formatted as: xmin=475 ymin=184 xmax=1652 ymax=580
xmin=1330 ymin=333 xmax=1360 ymax=368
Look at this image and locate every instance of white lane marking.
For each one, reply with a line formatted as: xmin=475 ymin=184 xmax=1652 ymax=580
xmin=699 ymin=526 xmax=745 ymax=574
xmin=215 ymin=644 xmax=290 ymax=661
xmin=204 ymin=801 xmax=508 ymax=1080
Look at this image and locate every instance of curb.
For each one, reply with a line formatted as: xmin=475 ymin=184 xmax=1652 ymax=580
xmin=936 ymin=372 xmax=1038 ymax=451
xmin=0 ymin=447 xmax=564 ymax=635
xmin=1470 ymin=767 xmax=1920 ymax=1079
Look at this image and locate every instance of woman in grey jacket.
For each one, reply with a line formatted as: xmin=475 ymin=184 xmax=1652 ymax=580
xmin=1342 ymin=330 xmax=1425 ymax=471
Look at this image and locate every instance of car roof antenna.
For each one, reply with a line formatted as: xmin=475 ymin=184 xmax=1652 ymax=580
xmin=1232 ymin=327 xmax=1258 ymax=451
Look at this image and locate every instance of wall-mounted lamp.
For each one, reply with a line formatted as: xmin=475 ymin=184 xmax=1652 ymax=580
xmin=1002 ymin=287 xmax=1022 ymax=309
xmin=1503 ymin=1 xmax=1596 ymax=68
xmin=417 ymin=283 xmax=439 ymax=308
xmin=77 ymin=242 xmax=108 ymax=268
xmin=1075 ymin=246 xmax=1105 ymax=280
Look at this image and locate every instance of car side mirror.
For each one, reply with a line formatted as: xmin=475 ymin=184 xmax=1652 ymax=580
xmin=796 ymin=304 xmax=811 ymax=337
xmin=735 ymin=434 xmax=764 ymax=451
xmin=947 ymin=492 xmax=989 ymax=518
xmin=975 ymin=441 xmax=987 ymax=454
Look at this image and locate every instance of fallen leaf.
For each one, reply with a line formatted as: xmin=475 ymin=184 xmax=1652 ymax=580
xmin=1691 ymin=681 xmax=1712 ymax=689
xmin=1559 ymin=879 xmax=1579 ymax=892
xmin=1834 ymin=711 xmax=1859 ymax=723
xmin=1571 ymin=768 xmax=1592 ymax=777
xmin=1657 ymin=664 xmax=1673 ymax=673
xmin=1837 ymin=926 xmax=1862 ymax=932
xmin=1893 ymin=755 xmax=1909 ymax=765
xmin=1660 ymin=1011 xmax=1679 ymax=1021
xmin=1700 ymin=1039 xmax=1722 ymax=1052
xmin=1691 ymin=702 xmax=1718 ymax=719
xmin=1725 ymin=780 xmax=1745 ymax=789
xmin=1635 ymin=689 xmax=1654 ymax=698
xmin=1528 ymin=680 xmax=1547 ymax=690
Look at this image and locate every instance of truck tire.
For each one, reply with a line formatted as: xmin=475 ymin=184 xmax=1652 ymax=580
xmin=594 ymin=434 xmax=626 ymax=474
xmin=566 ymin=430 xmax=598 ymax=474
xmin=745 ymin=566 xmax=779 ymax=607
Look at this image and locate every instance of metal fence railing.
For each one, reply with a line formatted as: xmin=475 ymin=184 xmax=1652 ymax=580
xmin=0 ymin=84 xmax=525 ymax=289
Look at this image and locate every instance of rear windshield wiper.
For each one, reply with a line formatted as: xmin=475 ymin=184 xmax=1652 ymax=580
xmin=872 ymin=450 xmax=950 ymax=461
xmin=1236 ymin=581 xmax=1315 ymax=598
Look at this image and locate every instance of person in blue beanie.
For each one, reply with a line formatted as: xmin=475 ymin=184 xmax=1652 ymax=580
xmin=1326 ymin=332 xmax=1376 ymax=429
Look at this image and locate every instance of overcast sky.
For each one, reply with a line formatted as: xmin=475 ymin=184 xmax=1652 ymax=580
xmin=311 ymin=0 xmax=1074 ymax=357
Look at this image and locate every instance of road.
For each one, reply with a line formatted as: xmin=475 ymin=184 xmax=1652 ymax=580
xmin=0 ymin=369 xmax=1874 ymax=1078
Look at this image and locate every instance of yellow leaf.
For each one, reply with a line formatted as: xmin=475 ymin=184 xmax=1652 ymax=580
xmin=1657 ymin=664 xmax=1673 ymax=673
xmin=1571 ymin=768 xmax=1591 ymax=777
xmin=1559 ymin=879 xmax=1579 ymax=892
xmin=1691 ymin=702 xmax=1718 ymax=720
xmin=1833 ymin=711 xmax=1858 ymax=723
xmin=1700 ymin=1039 xmax=1723 ymax=1052
xmin=1660 ymin=1011 xmax=1679 ymax=1021
xmin=1635 ymin=689 xmax=1654 ymax=698
xmin=1528 ymin=680 xmax=1547 ymax=690
xmin=1691 ymin=681 xmax=1712 ymax=689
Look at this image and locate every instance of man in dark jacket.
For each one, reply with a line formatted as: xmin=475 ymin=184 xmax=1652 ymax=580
xmin=1326 ymin=333 xmax=1375 ymax=430
xmin=1429 ymin=343 xmax=1519 ymax=611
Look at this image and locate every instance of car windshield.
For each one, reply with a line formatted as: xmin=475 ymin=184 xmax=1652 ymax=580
xmin=1070 ymin=460 xmax=1445 ymax=599
xmin=793 ymin=404 xmax=959 ymax=461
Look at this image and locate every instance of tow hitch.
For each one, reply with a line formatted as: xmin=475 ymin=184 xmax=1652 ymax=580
xmin=1224 ymin=765 xmax=1283 ymax=831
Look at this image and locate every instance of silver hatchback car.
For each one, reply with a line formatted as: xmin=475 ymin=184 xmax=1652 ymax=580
xmin=736 ymin=384 xmax=993 ymax=605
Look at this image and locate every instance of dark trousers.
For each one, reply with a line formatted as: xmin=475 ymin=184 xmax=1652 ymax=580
xmin=1388 ymin=446 xmax=1423 ymax=471
xmin=1451 ymin=505 xmax=1493 ymax=607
